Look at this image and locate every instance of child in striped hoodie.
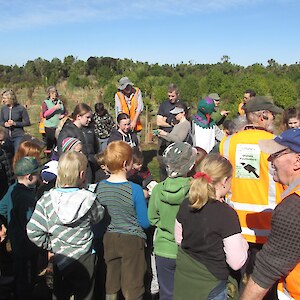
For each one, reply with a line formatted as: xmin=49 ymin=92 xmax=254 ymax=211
xmin=27 ymin=151 xmax=104 ymax=300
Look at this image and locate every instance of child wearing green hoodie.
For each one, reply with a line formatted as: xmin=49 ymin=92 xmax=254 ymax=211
xmin=148 ymin=142 xmax=197 ymax=300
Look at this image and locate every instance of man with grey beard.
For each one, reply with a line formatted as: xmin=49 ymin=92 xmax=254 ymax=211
xmin=219 ymin=96 xmax=284 ymax=294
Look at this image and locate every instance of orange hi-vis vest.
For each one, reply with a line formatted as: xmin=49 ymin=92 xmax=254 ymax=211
xmin=220 ymin=129 xmax=285 ymax=244
xmin=117 ymin=88 xmax=142 ymax=131
xmin=277 ymin=185 xmax=300 ymax=300
xmin=238 ymin=101 xmax=245 ymax=116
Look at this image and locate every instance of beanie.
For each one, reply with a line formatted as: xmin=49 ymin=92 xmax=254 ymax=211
xmin=62 ymin=137 xmax=82 ymax=152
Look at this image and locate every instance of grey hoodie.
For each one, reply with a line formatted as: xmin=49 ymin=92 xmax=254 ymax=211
xmin=27 ymin=188 xmax=105 ymax=270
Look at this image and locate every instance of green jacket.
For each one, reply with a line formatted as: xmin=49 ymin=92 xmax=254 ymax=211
xmin=148 ymin=177 xmax=190 ymax=259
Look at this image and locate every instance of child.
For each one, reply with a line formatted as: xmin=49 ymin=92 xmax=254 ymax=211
xmin=127 ymin=148 xmax=151 ymax=187
xmin=281 ymin=107 xmax=300 ymax=130
xmin=37 ymin=137 xmax=83 ymax=199
xmin=26 ymin=151 xmax=105 ymax=300
xmin=96 ymin=141 xmax=149 ymax=300
xmin=148 ymin=142 xmax=197 ymax=300
xmin=0 ymin=156 xmax=43 ymax=299
xmin=173 ymin=154 xmax=248 ymax=300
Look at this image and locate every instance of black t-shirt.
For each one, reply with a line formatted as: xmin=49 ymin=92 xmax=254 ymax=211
xmin=157 ymin=99 xmax=183 ymax=132
xmin=177 ymin=198 xmax=241 ymax=280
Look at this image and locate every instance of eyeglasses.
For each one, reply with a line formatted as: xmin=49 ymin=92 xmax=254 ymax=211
xmin=268 ymin=149 xmax=293 ymax=161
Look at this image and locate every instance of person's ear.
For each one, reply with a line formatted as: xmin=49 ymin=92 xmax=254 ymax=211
xmin=294 ymin=154 xmax=300 ymax=170
xmin=28 ymin=174 xmax=33 ymax=181
xmin=79 ymin=170 xmax=85 ymax=180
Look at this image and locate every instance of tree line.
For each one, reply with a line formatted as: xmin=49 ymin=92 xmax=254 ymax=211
xmin=0 ymin=55 xmax=300 ymax=115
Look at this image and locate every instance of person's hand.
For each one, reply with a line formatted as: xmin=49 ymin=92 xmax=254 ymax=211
xmin=55 ymin=103 xmax=61 ymax=110
xmin=220 ymin=110 xmax=230 ymax=116
xmin=158 ymin=129 xmax=167 ymax=136
xmin=130 ymin=120 xmax=137 ymax=131
xmin=0 ymin=224 xmax=7 ymax=242
xmin=4 ymin=121 xmax=10 ymax=127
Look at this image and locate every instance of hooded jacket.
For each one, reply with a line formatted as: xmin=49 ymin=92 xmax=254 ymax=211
xmin=26 ymin=188 xmax=105 ymax=270
xmin=148 ymin=177 xmax=191 ymax=259
xmin=107 ymin=128 xmax=139 ymax=149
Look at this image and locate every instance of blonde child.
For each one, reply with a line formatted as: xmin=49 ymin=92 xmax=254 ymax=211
xmin=26 ymin=151 xmax=105 ymax=300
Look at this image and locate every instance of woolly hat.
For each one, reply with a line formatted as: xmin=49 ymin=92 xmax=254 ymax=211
xmin=62 ymin=137 xmax=82 ymax=152
xmin=163 ymin=142 xmax=197 ymax=178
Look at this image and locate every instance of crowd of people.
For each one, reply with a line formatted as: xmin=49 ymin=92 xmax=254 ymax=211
xmin=0 ymin=80 xmax=300 ymax=300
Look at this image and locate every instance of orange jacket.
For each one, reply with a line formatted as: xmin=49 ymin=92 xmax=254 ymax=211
xmin=220 ymin=129 xmax=284 ymax=244
xmin=277 ymin=186 xmax=300 ymax=300
xmin=116 ymin=88 xmax=142 ymax=131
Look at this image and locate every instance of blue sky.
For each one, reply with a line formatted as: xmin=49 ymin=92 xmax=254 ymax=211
xmin=1 ymin=0 xmax=299 ymax=67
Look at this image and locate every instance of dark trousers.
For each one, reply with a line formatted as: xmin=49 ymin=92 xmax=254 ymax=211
xmin=155 ymin=255 xmax=176 ymax=300
xmin=45 ymin=127 xmax=57 ymax=151
xmin=53 ymin=253 xmax=96 ymax=300
xmin=13 ymin=254 xmax=38 ymax=300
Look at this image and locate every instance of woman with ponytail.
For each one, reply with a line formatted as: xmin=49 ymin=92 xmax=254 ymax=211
xmin=173 ymin=153 xmax=248 ymax=300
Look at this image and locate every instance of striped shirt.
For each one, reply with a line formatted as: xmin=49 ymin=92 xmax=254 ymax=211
xmin=96 ymin=180 xmax=149 ymax=240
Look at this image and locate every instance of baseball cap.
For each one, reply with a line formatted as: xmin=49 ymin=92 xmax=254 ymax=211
xmin=244 ymin=96 xmax=283 ymax=114
xmin=14 ymin=156 xmax=44 ymax=176
xmin=170 ymin=107 xmax=184 ymax=115
xmin=258 ymin=128 xmax=300 ymax=155
xmin=208 ymin=93 xmax=220 ymax=101
xmin=118 ymin=77 xmax=134 ymax=90
xmin=163 ymin=142 xmax=197 ymax=177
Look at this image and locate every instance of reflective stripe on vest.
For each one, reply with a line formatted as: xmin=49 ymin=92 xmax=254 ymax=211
xmin=220 ymin=129 xmax=284 ymax=244
xmin=117 ymin=88 xmax=142 ymax=131
xmin=277 ymin=187 xmax=300 ymax=300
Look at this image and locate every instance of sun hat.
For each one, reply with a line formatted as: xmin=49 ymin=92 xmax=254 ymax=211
xmin=14 ymin=156 xmax=43 ymax=176
xmin=245 ymin=96 xmax=283 ymax=114
xmin=208 ymin=93 xmax=220 ymax=101
xmin=163 ymin=142 xmax=197 ymax=177
xmin=170 ymin=107 xmax=185 ymax=115
xmin=62 ymin=137 xmax=82 ymax=152
xmin=259 ymin=128 xmax=300 ymax=155
xmin=118 ymin=77 xmax=134 ymax=90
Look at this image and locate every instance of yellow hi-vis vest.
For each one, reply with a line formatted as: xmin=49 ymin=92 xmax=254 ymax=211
xmin=220 ymin=129 xmax=284 ymax=244
xmin=117 ymin=88 xmax=142 ymax=132
xmin=277 ymin=186 xmax=300 ymax=300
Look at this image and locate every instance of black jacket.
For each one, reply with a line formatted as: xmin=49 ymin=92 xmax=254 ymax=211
xmin=107 ymin=128 xmax=139 ymax=149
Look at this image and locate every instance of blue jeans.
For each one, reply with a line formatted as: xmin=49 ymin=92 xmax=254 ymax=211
xmin=207 ymin=281 xmax=227 ymax=300
xmin=155 ymin=255 xmax=176 ymax=300
xmin=97 ymin=137 xmax=109 ymax=153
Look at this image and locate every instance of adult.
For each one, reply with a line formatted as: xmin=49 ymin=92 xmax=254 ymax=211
xmin=192 ymin=97 xmax=224 ymax=153
xmin=173 ymin=154 xmax=248 ymax=300
xmin=0 ymin=89 xmax=30 ymax=153
xmin=209 ymin=93 xmax=230 ymax=126
xmin=42 ymin=86 xmax=66 ymax=152
xmin=156 ymin=84 xmax=183 ymax=180
xmin=240 ymin=128 xmax=300 ymax=300
xmin=281 ymin=106 xmax=300 ymax=131
xmin=148 ymin=142 xmax=197 ymax=300
xmin=93 ymin=102 xmax=115 ymax=152
xmin=157 ymin=103 xmax=192 ymax=144
xmin=115 ymin=77 xmax=143 ymax=132
xmin=219 ymin=96 xmax=284 ymax=284
xmin=57 ymin=103 xmax=97 ymax=183
xmin=108 ymin=113 xmax=139 ymax=149
xmin=238 ymin=89 xmax=256 ymax=116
